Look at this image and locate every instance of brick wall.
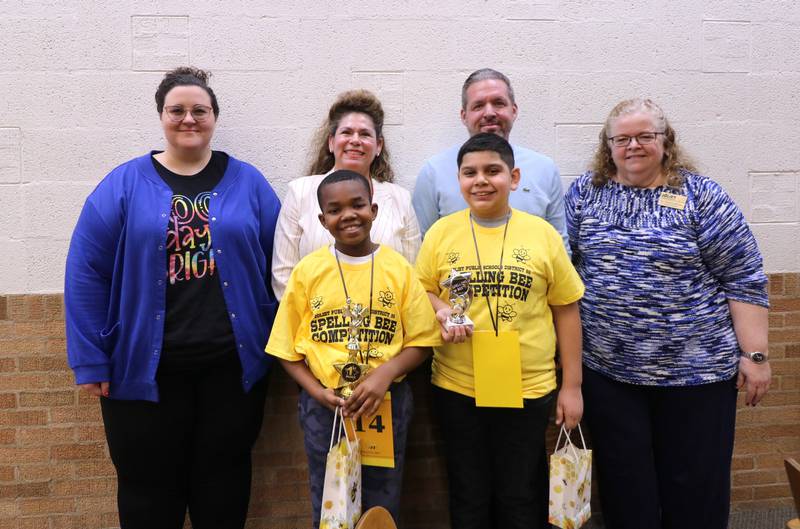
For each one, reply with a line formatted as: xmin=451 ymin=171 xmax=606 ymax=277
xmin=731 ymin=273 xmax=800 ymax=510
xmin=1 ymin=275 xmax=798 ymax=528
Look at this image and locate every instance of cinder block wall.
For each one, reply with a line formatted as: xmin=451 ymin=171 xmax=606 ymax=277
xmin=1 ymin=1 xmax=799 ymax=527
xmin=1 ymin=2 xmax=800 ymax=291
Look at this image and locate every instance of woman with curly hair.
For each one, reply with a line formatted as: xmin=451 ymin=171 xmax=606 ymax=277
xmin=565 ymin=98 xmax=771 ymax=529
xmin=271 ymin=89 xmax=420 ymax=299
xmin=65 ymin=67 xmax=280 ymax=529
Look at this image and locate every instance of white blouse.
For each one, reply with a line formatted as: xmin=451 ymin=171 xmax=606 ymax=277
xmin=271 ymin=173 xmax=421 ymax=299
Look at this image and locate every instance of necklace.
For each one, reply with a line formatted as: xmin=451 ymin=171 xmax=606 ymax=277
xmin=334 ymin=245 xmax=376 ymax=364
xmin=469 ymin=211 xmax=511 ymax=337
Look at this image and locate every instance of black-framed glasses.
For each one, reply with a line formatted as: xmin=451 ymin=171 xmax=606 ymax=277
xmin=608 ymin=131 xmax=664 ymax=147
xmin=163 ymin=105 xmax=213 ymax=123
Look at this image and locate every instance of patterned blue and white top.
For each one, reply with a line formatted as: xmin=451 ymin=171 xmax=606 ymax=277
xmin=565 ymin=170 xmax=769 ymax=387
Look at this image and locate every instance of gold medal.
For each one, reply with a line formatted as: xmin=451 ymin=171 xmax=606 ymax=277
xmin=333 ymin=359 xmax=369 ymax=398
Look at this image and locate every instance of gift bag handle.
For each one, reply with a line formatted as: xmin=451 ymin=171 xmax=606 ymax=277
xmin=554 ymin=423 xmax=587 ymax=461
xmin=329 ymin=406 xmax=355 ymax=452
xmin=575 ymin=423 xmax=587 ymax=449
xmin=555 ymin=423 xmax=588 ymax=450
xmin=329 ymin=406 xmax=343 ymax=450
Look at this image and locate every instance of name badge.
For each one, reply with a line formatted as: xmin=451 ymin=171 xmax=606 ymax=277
xmin=345 ymin=392 xmax=394 ymax=468
xmin=658 ymin=192 xmax=687 ymax=210
xmin=472 ymin=330 xmax=523 ymax=408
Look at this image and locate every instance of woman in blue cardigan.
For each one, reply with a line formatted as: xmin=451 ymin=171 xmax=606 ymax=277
xmin=65 ymin=67 xmax=281 ymax=529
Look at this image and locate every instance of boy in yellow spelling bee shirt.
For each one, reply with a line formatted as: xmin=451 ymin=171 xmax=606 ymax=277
xmin=415 ymin=133 xmax=585 ymax=529
xmin=266 ymin=170 xmax=440 ymax=528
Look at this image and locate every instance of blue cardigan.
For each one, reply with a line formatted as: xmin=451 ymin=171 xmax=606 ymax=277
xmin=65 ymin=153 xmax=281 ymax=401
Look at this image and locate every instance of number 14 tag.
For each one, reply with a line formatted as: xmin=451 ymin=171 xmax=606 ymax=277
xmin=345 ymin=392 xmax=394 ymax=468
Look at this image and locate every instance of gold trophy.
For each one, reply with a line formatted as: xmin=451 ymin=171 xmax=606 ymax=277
xmin=333 ymin=300 xmax=370 ymax=398
xmin=440 ymin=269 xmax=474 ymax=329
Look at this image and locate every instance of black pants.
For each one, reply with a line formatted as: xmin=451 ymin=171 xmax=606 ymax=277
xmin=100 ymin=356 xmax=269 ymax=529
xmin=583 ymin=367 xmax=737 ymax=529
xmin=433 ymin=386 xmax=553 ymax=529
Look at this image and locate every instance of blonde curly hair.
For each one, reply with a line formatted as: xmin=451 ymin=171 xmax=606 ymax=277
xmin=590 ymin=98 xmax=696 ymax=187
xmin=306 ymin=89 xmax=394 ymax=182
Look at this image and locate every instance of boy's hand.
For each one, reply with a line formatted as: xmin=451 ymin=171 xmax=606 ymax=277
xmin=342 ymin=368 xmax=393 ymax=420
xmin=555 ymin=385 xmax=583 ymax=430
xmin=313 ymin=387 xmax=346 ymax=411
xmin=435 ymin=307 xmax=473 ymax=344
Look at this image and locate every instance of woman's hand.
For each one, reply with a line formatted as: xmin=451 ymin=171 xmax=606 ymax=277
xmin=342 ymin=368 xmax=393 ymax=420
xmin=435 ymin=307 xmax=473 ymax=344
xmin=556 ymin=385 xmax=583 ymax=430
xmin=737 ymin=357 xmax=771 ymax=406
xmin=728 ymin=301 xmax=769 ymax=406
xmin=79 ymin=382 xmax=110 ymax=397
xmin=313 ymin=387 xmax=347 ymax=412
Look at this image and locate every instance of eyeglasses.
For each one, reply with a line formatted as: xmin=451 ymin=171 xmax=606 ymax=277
xmin=608 ymin=131 xmax=664 ymax=148
xmin=163 ymin=105 xmax=214 ymax=123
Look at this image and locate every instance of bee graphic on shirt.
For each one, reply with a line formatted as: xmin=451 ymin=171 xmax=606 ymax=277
xmin=512 ymin=247 xmax=530 ymax=264
xmin=446 ymin=251 xmax=460 ymax=265
xmin=378 ymin=290 xmax=395 ymax=308
xmin=498 ymin=302 xmax=517 ymax=322
xmin=311 ymin=296 xmax=323 ymax=311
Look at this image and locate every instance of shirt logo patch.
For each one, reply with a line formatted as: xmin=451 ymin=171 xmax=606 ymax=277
xmin=498 ymin=302 xmax=518 ymax=322
xmin=311 ymin=296 xmax=324 ymax=311
xmin=378 ymin=290 xmax=396 ymax=308
xmin=446 ymin=251 xmax=460 ymax=265
xmin=512 ymin=247 xmax=530 ymax=264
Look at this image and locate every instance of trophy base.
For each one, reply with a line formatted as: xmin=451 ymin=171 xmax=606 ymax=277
xmin=445 ymin=315 xmax=474 ymax=330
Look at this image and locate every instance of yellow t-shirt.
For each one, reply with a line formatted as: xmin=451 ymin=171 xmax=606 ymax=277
xmin=415 ymin=209 xmax=584 ymax=399
xmin=266 ymin=245 xmax=441 ymax=388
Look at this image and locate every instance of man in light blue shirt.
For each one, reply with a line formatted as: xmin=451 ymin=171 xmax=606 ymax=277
xmin=412 ymin=68 xmax=567 ymax=248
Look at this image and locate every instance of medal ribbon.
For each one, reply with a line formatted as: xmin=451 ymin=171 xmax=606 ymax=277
xmin=334 ymin=245 xmax=375 ymax=363
xmin=469 ymin=212 xmax=511 ymax=337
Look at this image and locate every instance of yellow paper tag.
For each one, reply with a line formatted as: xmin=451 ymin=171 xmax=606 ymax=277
xmin=658 ymin=192 xmax=687 ymax=210
xmin=345 ymin=392 xmax=394 ymax=468
xmin=472 ymin=330 xmax=523 ymax=408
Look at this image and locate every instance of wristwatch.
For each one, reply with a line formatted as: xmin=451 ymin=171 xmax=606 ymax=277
xmin=741 ymin=351 xmax=768 ymax=364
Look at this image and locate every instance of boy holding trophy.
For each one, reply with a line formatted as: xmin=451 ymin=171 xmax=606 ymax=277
xmin=415 ymin=133 xmax=585 ymax=529
xmin=266 ymin=170 xmax=440 ymax=527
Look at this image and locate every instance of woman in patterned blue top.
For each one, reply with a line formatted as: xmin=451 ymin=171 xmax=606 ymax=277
xmin=565 ymin=98 xmax=771 ymax=529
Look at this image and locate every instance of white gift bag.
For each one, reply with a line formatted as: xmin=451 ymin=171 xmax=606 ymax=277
xmin=320 ymin=407 xmax=362 ymax=529
xmin=548 ymin=424 xmax=592 ymax=529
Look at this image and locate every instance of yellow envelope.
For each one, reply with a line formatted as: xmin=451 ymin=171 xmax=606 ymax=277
xmin=345 ymin=392 xmax=394 ymax=468
xmin=472 ymin=330 xmax=523 ymax=408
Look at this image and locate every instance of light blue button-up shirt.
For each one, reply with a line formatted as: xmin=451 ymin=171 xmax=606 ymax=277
xmin=412 ymin=143 xmax=568 ymax=250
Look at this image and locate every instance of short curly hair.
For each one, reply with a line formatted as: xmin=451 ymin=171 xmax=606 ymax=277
xmin=306 ymin=89 xmax=394 ymax=182
xmin=155 ymin=66 xmax=219 ymax=117
xmin=590 ymin=98 xmax=695 ymax=187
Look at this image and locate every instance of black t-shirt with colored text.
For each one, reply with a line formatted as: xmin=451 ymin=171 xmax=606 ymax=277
xmin=152 ymin=151 xmax=237 ymax=371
